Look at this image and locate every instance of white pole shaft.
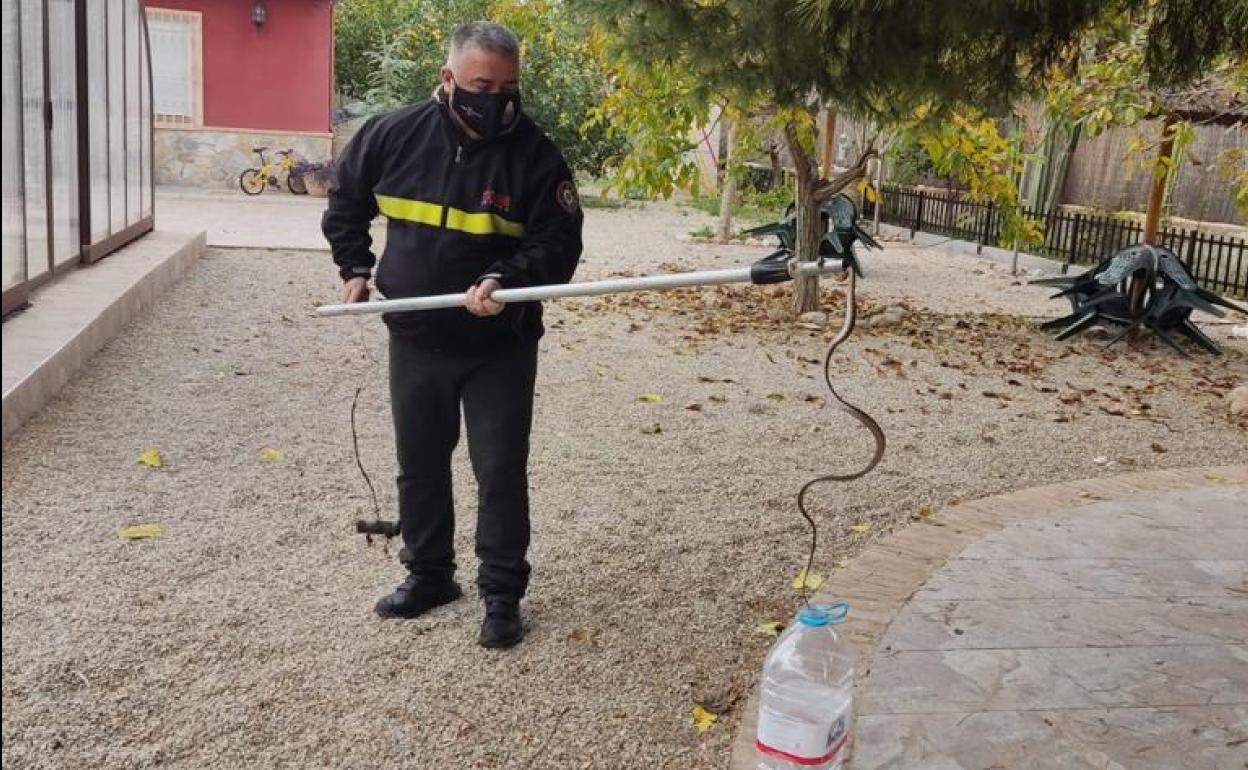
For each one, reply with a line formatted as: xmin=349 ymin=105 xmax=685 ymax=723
xmin=316 ymin=261 xmax=836 ymax=318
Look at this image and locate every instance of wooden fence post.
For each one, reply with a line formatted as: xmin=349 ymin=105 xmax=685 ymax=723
xmin=1065 ymin=213 xmax=1083 ymax=273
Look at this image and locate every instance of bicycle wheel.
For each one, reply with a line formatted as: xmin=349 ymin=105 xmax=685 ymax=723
xmin=239 ymin=168 xmax=266 ymax=196
xmin=287 ymin=170 xmax=308 ymax=195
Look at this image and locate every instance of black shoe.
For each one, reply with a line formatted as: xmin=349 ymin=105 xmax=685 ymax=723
xmin=479 ymin=594 xmax=523 ymax=648
xmin=374 ymin=574 xmax=462 ymax=619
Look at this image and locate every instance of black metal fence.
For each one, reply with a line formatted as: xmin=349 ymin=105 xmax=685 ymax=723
xmin=863 ymin=185 xmax=1248 ymax=298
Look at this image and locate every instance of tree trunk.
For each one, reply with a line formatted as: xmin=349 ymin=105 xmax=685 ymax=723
xmin=1142 ymin=115 xmax=1176 ymax=245
xmin=820 ymin=110 xmax=838 ymax=178
xmin=717 ymin=115 xmax=739 ymax=243
xmin=768 ymin=141 xmax=783 ymax=190
xmin=1134 ymin=115 xmax=1177 ymax=315
xmin=785 ymin=121 xmax=822 ymax=314
xmin=872 ymin=153 xmax=884 ymax=236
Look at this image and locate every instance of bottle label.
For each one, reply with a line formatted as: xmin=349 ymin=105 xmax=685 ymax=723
xmin=756 ymin=709 xmax=848 ymax=766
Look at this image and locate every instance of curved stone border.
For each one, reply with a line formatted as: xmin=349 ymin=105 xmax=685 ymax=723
xmin=729 ymin=464 xmax=1248 ymax=768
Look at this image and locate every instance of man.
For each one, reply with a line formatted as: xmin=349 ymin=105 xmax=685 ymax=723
xmin=323 ymin=21 xmax=583 ymax=648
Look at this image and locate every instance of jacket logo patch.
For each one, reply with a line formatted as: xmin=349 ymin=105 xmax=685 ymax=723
xmin=557 ymin=180 xmax=579 ymax=213
xmin=480 ymin=190 xmax=512 ymax=213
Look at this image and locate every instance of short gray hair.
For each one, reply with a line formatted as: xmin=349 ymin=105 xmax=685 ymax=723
xmin=447 ymin=21 xmax=520 ymax=66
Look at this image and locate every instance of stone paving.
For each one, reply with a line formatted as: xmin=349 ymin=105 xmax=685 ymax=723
xmin=731 ymin=467 xmax=1248 ymax=769
xmin=854 ymin=482 xmax=1247 ymax=769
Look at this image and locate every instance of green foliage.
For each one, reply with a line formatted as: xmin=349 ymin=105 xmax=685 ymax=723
xmin=1218 ymin=148 xmax=1248 ymax=215
xmin=335 ymin=0 xmax=483 ymax=102
xmin=333 ymin=0 xmax=623 ymax=175
xmin=584 ymin=56 xmax=709 ymax=198
xmin=741 ymin=185 xmax=794 ymax=217
xmin=908 ymin=110 xmax=1042 ymax=247
xmin=799 ymin=0 xmax=1247 ymax=119
xmin=886 ymin=133 xmax=937 ymax=186
xmin=579 ymin=193 xmax=632 ymax=210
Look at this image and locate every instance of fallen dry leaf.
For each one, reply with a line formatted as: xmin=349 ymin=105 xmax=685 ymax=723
xmin=137 ymin=448 xmax=163 ymax=468
xmin=791 ymin=568 xmax=825 ymax=591
xmin=641 ymin=422 xmax=662 ymax=435
xmin=848 ymin=522 xmax=873 ymax=534
xmin=684 ymin=403 xmax=703 ymax=412
xmin=756 ymin=621 xmax=785 ymax=637
xmin=766 ymin=393 xmax=785 ymax=402
xmin=637 ymin=393 xmax=663 ymax=404
xmin=570 ymin=628 xmax=597 ymax=643
xmin=1151 ymin=443 xmax=1167 ymax=453
xmin=691 ymin=704 xmax=718 ymax=733
xmin=259 ymin=447 xmax=285 ymax=462
xmin=1204 ymin=474 xmax=1236 ymax=484
xmin=118 ymin=524 xmax=162 ymax=540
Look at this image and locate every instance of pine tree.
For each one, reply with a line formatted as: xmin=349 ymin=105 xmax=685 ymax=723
xmin=583 ymin=0 xmax=1246 ymax=311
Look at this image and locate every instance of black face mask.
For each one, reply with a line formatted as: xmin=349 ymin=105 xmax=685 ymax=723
xmin=449 ymin=83 xmax=522 ymax=140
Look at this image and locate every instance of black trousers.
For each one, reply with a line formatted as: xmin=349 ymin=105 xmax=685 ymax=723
xmin=388 ymin=333 xmax=537 ymax=597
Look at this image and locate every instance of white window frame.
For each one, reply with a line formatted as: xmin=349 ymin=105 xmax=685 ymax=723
xmin=146 ymin=8 xmax=203 ymax=128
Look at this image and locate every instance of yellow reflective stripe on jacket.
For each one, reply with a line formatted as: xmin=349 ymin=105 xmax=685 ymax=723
xmin=375 ymin=194 xmax=524 ymax=238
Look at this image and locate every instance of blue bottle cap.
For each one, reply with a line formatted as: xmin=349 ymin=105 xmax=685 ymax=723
xmin=798 ymin=601 xmax=849 ymax=627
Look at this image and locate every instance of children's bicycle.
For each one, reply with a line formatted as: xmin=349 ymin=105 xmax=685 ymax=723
xmin=239 ymin=148 xmax=308 ymax=196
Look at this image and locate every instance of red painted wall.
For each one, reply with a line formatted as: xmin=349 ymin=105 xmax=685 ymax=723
xmin=148 ymin=0 xmax=333 ymax=133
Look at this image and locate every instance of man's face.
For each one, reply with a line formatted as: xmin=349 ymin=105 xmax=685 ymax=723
xmin=441 ymin=47 xmax=520 ymax=95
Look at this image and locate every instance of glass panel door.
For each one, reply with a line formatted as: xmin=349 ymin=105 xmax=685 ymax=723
xmin=21 ymin=0 xmax=49 ymax=284
xmin=47 ymin=0 xmax=78 ymax=269
xmin=107 ymin=0 xmax=125 ymax=234
xmin=86 ymin=0 xmax=110 ymax=243
xmin=2 ymin=0 xmax=25 ymax=303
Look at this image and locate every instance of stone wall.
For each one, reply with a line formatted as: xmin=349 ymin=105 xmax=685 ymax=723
xmin=155 ymin=128 xmax=333 ymax=189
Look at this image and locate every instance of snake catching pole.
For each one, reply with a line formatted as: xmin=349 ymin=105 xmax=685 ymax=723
xmin=318 ymin=251 xmax=885 ymax=603
xmin=316 ymin=259 xmax=837 ymax=317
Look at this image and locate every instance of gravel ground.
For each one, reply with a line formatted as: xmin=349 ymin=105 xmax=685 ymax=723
xmin=3 ymin=201 xmax=1246 ymax=769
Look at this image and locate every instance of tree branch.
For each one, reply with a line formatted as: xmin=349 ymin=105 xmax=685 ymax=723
xmin=812 ymin=147 xmax=878 ymax=202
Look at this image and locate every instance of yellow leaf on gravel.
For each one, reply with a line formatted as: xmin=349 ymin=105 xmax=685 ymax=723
xmin=119 ymin=524 xmax=162 ymax=540
xmin=791 ymin=568 xmax=825 ymax=591
xmin=756 ymin=621 xmax=785 ymax=637
xmin=259 ymin=447 xmax=285 ymax=462
xmin=766 ymin=392 xmax=785 ymax=402
xmin=637 ymin=393 xmax=663 ymax=403
xmin=848 ymin=522 xmax=873 ymax=534
xmin=691 ymin=704 xmax=718 ymax=733
xmin=570 ymin=627 xmax=597 ymax=642
xmin=137 ymin=448 xmax=163 ymax=468
xmin=641 ymin=422 xmax=662 ymax=435
xmin=834 ymin=558 xmax=849 ymax=569
xmin=1204 ymin=474 xmax=1238 ymax=485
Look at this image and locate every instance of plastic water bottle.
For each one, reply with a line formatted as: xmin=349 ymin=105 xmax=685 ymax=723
xmin=755 ymin=602 xmax=855 ymax=769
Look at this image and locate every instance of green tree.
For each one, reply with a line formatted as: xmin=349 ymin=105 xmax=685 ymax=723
xmin=334 ymin=0 xmax=623 ymax=175
xmin=584 ymin=1 xmax=1120 ymax=310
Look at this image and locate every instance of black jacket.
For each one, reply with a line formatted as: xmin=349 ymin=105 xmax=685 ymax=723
xmin=323 ymin=95 xmax=583 ymax=352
